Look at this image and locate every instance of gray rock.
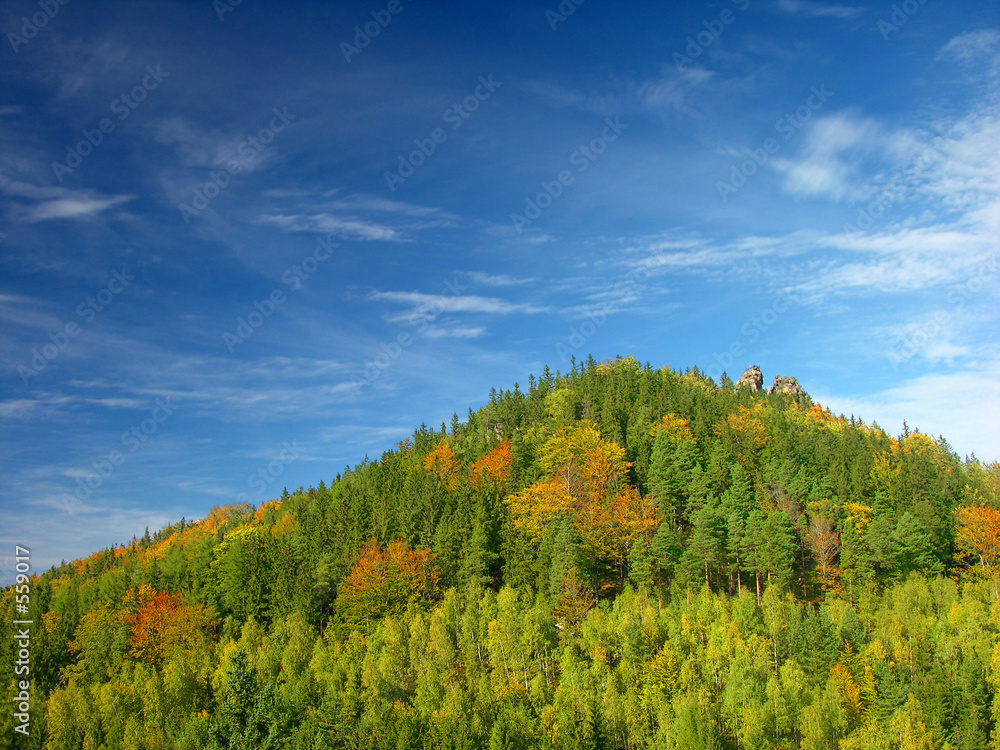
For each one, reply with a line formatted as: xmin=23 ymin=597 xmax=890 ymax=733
xmin=770 ymin=375 xmax=802 ymax=397
xmin=736 ymin=365 xmax=763 ymax=391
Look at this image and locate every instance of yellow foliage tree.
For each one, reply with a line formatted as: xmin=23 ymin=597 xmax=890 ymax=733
xmin=506 ymin=422 xmax=656 ymax=566
xmin=553 ymin=567 xmax=596 ymax=634
xmin=713 ymin=404 xmax=768 ymax=465
xmin=650 ymin=413 xmax=694 ymax=443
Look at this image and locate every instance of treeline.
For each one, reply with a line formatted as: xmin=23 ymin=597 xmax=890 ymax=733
xmin=2 ymin=356 xmax=999 ymax=749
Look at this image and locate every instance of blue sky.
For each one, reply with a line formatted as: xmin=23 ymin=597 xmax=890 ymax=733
xmin=1 ymin=0 xmax=998 ymax=580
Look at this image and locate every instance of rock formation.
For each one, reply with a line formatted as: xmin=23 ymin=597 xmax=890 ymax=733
xmin=736 ymin=365 xmax=763 ymax=392
xmin=769 ymin=375 xmax=802 ymax=397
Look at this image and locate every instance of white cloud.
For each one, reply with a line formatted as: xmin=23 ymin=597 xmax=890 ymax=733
xmin=527 ymin=66 xmax=716 ymax=122
xmin=620 ymin=100 xmax=999 ymax=301
xmin=25 ymin=195 xmax=134 ymax=222
xmin=0 ymin=174 xmax=134 ymax=223
xmin=0 ymin=502 xmax=174 ymax=582
xmin=771 ymin=113 xmax=881 ymax=201
xmin=421 ymin=324 xmax=487 ymax=339
xmin=524 ymin=80 xmax=625 ymax=116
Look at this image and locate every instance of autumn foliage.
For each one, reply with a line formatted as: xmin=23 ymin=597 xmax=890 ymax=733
xmin=423 ymin=440 xmax=460 ymax=492
xmin=956 ymin=505 xmax=1000 ymax=586
xmin=123 ymin=585 xmax=215 ymax=665
xmin=552 ymin=567 xmax=596 ymax=633
xmin=506 ymin=422 xmax=657 ymax=565
xmin=469 ymin=438 xmax=513 ymax=494
xmin=336 ymin=539 xmax=441 ymax=630
xmin=713 ymin=404 xmax=767 ymax=464
xmin=649 ymin=413 xmax=694 ymax=443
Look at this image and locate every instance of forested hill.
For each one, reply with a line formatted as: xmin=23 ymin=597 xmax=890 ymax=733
xmin=4 ymin=356 xmax=1000 ymax=749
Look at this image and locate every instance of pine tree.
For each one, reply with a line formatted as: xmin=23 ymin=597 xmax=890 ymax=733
xmin=209 ymin=650 xmax=282 ymax=750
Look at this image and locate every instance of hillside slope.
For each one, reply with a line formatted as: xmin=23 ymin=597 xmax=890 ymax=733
xmin=3 ymin=356 xmax=999 ymax=749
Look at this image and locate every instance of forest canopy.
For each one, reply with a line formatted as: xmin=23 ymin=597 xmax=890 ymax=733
xmin=3 ymin=356 xmax=999 ymax=749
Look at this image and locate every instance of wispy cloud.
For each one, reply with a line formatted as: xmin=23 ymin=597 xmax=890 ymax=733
xmin=938 ymin=29 xmax=1000 ymax=69
xmin=257 ymin=212 xmax=401 ymax=241
xmin=0 ymin=393 xmax=149 ymax=420
xmin=770 ymin=112 xmax=881 ymax=201
xmin=774 ymin=0 xmax=863 ymax=20
xmin=153 ymin=116 xmax=275 ymax=173
xmin=25 ymin=195 xmax=134 ymax=222
xmin=617 ymin=98 xmax=999 ymax=303
xmin=254 ymin=192 xmax=459 ymax=241
xmin=527 ymin=66 xmax=716 ymax=120
xmin=0 ymin=174 xmax=134 ymax=223
xmin=369 ymin=290 xmax=549 ymax=323
xmin=636 ymin=68 xmax=716 ymax=115
xmin=466 ymin=272 xmax=536 ymax=287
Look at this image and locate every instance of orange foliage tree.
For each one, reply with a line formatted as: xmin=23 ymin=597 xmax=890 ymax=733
xmin=505 ymin=422 xmax=657 ymax=567
xmin=336 ymin=539 xmax=441 ymax=630
xmin=469 ymin=438 xmax=513 ymax=496
xmin=68 ymin=585 xmax=215 ymax=678
xmin=423 ymin=441 xmax=460 ymax=492
xmin=122 ymin=585 xmax=215 ymax=666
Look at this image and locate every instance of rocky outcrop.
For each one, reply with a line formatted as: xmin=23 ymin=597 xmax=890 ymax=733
xmin=736 ymin=365 xmax=763 ymax=392
xmin=769 ymin=375 xmax=802 ymax=398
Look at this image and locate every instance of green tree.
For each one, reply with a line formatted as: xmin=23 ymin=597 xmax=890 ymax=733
xmin=209 ymin=650 xmax=282 ymax=750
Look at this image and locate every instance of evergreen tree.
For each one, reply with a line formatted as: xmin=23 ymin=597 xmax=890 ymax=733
xmin=209 ymin=650 xmax=282 ymax=750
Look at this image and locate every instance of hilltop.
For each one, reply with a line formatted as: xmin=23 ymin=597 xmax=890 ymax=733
xmin=2 ymin=356 xmax=999 ymax=749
